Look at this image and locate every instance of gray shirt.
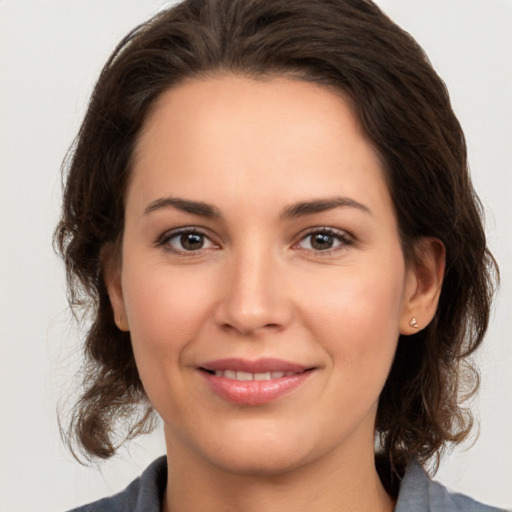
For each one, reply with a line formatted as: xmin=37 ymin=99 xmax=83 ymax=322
xmin=68 ymin=456 xmax=507 ymax=511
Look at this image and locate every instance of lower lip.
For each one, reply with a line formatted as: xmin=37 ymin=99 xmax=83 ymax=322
xmin=200 ymin=370 xmax=313 ymax=405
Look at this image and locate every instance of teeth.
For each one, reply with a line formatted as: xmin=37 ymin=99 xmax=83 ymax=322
xmin=224 ymin=369 xmax=237 ymax=379
xmin=236 ymin=371 xmax=253 ymax=381
xmin=254 ymin=372 xmax=271 ymax=381
xmin=210 ymin=370 xmax=298 ymax=381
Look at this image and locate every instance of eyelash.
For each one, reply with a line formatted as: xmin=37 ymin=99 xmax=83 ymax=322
xmin=295 ymin=227 xmax=354 ymax=255
xmin=155 ymin=226 xmax=353 ymax=256
xmin=155 ymin=227 xmax=217 ymax=256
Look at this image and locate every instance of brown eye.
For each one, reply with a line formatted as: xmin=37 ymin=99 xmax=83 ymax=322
xmin=297 ymin=228 xmax=352 ymax=252
xmin=180 ymin=232 xmax=205 ymax=251
xmin=310 ymin=232 xmax=335 ymax=250
xmin=162 ymin=228 xmax=216 ymax=253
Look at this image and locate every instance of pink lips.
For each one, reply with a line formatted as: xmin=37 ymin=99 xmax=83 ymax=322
xmin=199 ymin=358 xmax=313 ymax=405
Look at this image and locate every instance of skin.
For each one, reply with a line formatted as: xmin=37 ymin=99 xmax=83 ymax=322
xmin=105 ymin=75 xmax=444 ymax=512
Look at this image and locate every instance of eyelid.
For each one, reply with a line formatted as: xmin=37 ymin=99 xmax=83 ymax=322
xmin=155 ymin=226 xmax=219 ymax=254
xmin=294 ymin=227 xmax=354 ymax=253
xmin=154 ymin=225 xmax=353 ymax=256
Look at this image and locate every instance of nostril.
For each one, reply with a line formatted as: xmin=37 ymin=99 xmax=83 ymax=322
xmin=219 ymin=321 xmax=282 ymax=336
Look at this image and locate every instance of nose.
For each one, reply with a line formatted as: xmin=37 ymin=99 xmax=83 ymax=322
xmin=214 ymin=245 xmax=292 ymax=336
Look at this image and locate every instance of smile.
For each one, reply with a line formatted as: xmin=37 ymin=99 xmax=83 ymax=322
xmin=206 ymin=370 xmax=301 ymax=381
xmin=198 ymin=358 xmax=315 ymax=405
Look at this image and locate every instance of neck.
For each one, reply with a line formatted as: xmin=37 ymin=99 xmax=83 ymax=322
xmin=162 ymin=433 xmax=395 ymax=512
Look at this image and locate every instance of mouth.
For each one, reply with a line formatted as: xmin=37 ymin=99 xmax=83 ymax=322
xmin=200 ymin=368 xmax=309 ymax=381
xmin=198 ymin=358 xmax=316 ymax=405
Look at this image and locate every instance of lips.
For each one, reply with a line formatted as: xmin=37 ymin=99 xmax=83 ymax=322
xmin=198 ymin=358 xmax=314 ymax=405
xmin=209 ymin=369 xmax=300 ymax=381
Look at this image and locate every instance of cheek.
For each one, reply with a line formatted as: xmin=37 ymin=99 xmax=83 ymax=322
xmin=300 ymin=257 xmax=405 ymax=375
xmin=120 ymin=259 xmax=217 ymax=363
xmin=119 ymin=260 xmax=221 ymax=418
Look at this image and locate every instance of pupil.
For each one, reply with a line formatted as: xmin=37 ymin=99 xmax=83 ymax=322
xmin=181 ymin=233 xmax=204 ymax=250
xmin=312 ymin=233 xmax=333 ymax=250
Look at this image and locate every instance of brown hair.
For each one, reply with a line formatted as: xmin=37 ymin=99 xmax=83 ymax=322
xmin=55 ymin=0 xmax=498 ymax=470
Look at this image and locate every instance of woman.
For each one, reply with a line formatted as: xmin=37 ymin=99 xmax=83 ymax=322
xmin=54 ymin=0 xmax=503 ymax=510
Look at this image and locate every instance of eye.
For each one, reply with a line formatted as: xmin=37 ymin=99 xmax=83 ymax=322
xmin=297 ymin=228 xmax=353 ymax=252
xmin=159 ymin=228 xmax=217 ymax=253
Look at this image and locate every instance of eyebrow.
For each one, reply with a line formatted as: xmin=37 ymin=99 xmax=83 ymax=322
xmin=143 ymin=197 xmax=222 ymax=218
xmin=280 ymin=196 xmax=372 ymax=219
xmin=143 ymin=195 xmax=372 ymax=219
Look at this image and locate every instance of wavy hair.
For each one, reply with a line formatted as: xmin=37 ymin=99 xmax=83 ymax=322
xmin=55 ymin=0 xmax=498 ymax=471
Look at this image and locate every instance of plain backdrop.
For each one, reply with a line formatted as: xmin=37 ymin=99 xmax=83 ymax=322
xmin=0 ymin=1 xmax=511 ymax=511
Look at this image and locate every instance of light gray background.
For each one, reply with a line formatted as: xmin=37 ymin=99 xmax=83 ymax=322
xmin=1 ymin=1 xmax=511 ymax=511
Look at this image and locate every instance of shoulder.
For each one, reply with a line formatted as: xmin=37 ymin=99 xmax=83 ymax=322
xmin=65 ymin=456 xmax=167 ymax=512
xmin=395 ymin=461 xmax=508 ymax=512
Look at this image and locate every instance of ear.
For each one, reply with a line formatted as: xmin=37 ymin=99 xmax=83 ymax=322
xmin=400 ymin=237 xmax=445 ymax=335
xmin=101 ymin=242 xmax=130 ymax=332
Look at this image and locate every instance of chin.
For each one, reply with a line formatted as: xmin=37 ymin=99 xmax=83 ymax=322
xmin=195 ymin=421 xmax=325 ymax=477
xmin=209 ymin=445 xmax=306 ymax=477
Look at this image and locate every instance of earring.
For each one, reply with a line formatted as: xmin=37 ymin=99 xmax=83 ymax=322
xmin=409 ymin=317 xmax=419 ymax=329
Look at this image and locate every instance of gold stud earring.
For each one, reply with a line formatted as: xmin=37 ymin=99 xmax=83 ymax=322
xmin=409 ymin=317 xmax=419 ymax=329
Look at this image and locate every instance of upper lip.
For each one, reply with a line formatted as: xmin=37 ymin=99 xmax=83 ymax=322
xmin=199 ymin=358 xmax=311 ymax=374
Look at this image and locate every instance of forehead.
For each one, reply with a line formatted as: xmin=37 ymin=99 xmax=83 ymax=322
xmin=129 ymin=74 xmax=392 ymax=219
xmin=136 ymin=74 xmax=367 ymax=158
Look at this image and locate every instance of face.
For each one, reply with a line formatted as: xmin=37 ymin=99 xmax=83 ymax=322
xmin=107 ymin=75 xmax=430 ymax=477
